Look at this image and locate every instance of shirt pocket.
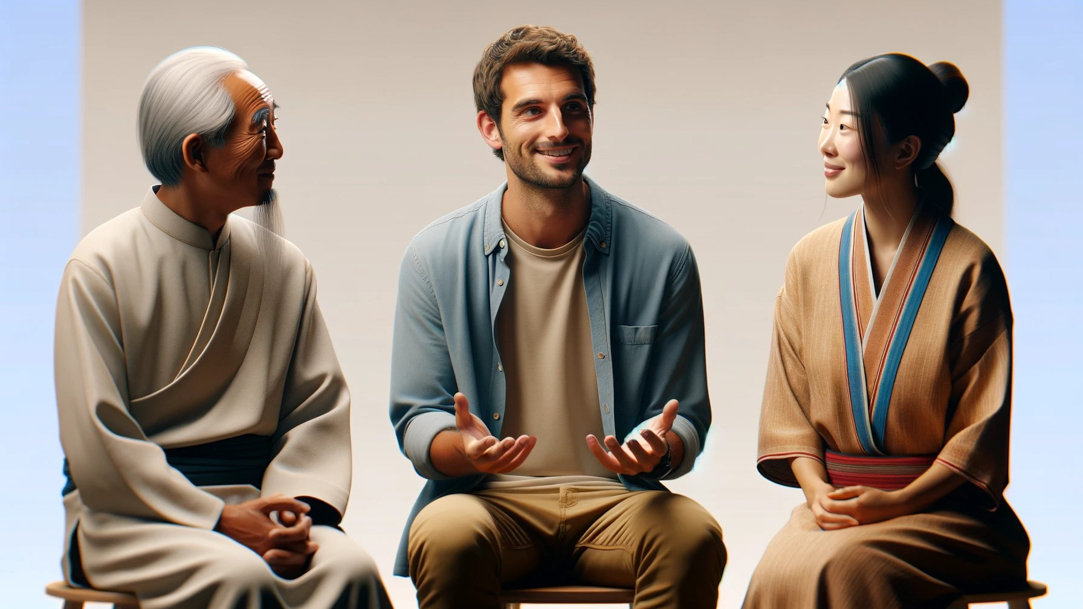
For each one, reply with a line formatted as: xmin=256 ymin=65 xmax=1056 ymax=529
xmin=615 ymin=324 xmax=657 ymax=345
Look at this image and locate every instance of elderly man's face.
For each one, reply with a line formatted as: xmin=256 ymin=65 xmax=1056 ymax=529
xmin=202 ymin=70 xmax=283 ymax=210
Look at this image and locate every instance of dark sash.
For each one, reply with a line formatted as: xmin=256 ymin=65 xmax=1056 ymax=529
xmin=61 ymin=434 xmax=272 ymax=495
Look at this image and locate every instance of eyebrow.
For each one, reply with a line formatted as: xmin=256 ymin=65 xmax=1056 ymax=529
xmin=825 ymin=103 xmax=860 ymax=117
xmin=250 ymin=102 xmax=280 ymax=125
xmin=511 ymin=92 xmax=588 ymax=114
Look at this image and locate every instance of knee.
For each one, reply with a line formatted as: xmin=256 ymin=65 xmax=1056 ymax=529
xmin=203 ymin=547 xmax=277 ymax=591
xmin=407 ymin=495 xmax=497 ymax=578
xmin=639 ymin=495 xmax=726 ymax=579
xmin=818 ymin=542 xmax=888 ymax=587
xmin=312 ymin=528 xmax=383 ymax=584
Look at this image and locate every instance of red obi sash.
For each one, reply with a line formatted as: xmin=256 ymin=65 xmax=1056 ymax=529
xmin=825 ymin=450 xmax=935 ymax=490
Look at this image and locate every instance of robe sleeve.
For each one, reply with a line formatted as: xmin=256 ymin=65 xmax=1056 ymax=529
xmin=262 ymin=263 xmax=352 ymax=517
xmin=935 ymin=253 xmax=1014 ymax=508
xmin=756 ymin=248 xmax=823 ymax=487
xmin=55 ymin=259 xmax=224 ymax=528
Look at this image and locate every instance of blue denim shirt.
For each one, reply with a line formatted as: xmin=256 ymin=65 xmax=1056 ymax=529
xmin=388 ymin=177 xmax=711 ymax=575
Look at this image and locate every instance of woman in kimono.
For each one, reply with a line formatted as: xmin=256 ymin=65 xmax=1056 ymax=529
xmin=743 ymin=54 xmax=1030 ymax=608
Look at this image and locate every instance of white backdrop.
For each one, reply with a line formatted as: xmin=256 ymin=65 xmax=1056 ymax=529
xmin=77 ymin=2 xmax=1005 ymax=607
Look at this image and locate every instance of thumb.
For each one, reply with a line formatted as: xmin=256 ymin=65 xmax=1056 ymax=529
xmin=659 ymin=399 xmax=679 ymax=430
xmin=454 ymin=393 xmax=473 ymax=431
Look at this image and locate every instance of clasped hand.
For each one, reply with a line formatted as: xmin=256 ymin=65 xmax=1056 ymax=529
xmin=809 ymin=483 xmax=908 ymax=530
xmin=215 ymin=494 xmax=317 ymax=578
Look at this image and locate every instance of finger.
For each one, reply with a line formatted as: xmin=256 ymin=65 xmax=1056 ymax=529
xmin=490 ymin=436 xmax=536 ymax=473
xmin=264 ymin=543 xmax=318 ymax=566
xmin=814 ymin=504 xmax=860 ymax=527
xmin=827 ymin=486 xmax=864 ymax=500
xmin=603 ymin=436 xmax=639 ymax=471
xmin=585 ymin=435 xmax=620 ymax=469
xmin=477 ymin=436 xmax=516 ymax=461
xmin=637 ymin=429 xmax=668 ymax=454
xmin=464 ymin=435 xmax=498 ymax=459
xmin=498 ymin=436 xmax=536 ymax=472
xmin=626 ymin=438 xmax=656 ymax=466
xmin=277 ymin=510 xmax=298 ymax=527
xmin=258 ymin=495 xmax=311 ymax=516
xmin=269 ymin=515 xmax=312 ymax=545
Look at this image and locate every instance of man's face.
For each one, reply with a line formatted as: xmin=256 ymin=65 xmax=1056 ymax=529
xmin=493 ymin=62 xmax=593 ymax=191
xmin=202 ymin=70 xmax=283 ymax=210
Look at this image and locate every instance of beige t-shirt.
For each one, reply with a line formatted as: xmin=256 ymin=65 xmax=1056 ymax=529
xmin=494 ymin=222 xmax=618 ymax=482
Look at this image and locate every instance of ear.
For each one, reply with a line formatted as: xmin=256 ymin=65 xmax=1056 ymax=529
xmin=181 ymin=133 xmax=207 ymax=172
xmin=477 ymin=110 xmax=503 ymax=153
xmin=893 ymin=135 xmax=921 ymax=170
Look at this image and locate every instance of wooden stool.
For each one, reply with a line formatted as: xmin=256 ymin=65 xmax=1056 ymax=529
xmin=45 ymin=581 xmax=139 ymax=609
xmin=499 ymin=584 xmax=634 ymax=608
xmin=947 ymin=580 xmax=1047 ymax=608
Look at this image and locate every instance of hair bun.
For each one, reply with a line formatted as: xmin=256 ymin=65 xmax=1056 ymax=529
xmin=929 ymin=61 xmax=968 ymax=114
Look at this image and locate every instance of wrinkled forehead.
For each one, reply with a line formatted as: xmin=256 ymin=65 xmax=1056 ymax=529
xmin=223 ymin=69 xmax=275 ymax=113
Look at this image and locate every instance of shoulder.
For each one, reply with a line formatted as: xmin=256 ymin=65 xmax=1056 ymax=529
xmin=407 ymin=197 xmax=488 ymax=254
xmin=941 ymin=220 xmax=1010 ymax=305
xmin=603 ymin=189 xmax=692 ymax=254
xmin=788 ymin=216 xmax=848 ymax=266
xmin=66 ymin=207 xmax=145 ymax=282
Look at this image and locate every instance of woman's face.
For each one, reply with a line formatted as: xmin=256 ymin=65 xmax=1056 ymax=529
xmin=818 ymin=80 xmax=867 ymax=199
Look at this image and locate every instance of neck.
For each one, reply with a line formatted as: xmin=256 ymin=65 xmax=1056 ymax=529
xmin=156 ymin=183 xmax=229 ymax=237
xmin=860 ymin=179 xmax=919 ymax=253
xmin=501 ymin=177 xmax=590 ymax=248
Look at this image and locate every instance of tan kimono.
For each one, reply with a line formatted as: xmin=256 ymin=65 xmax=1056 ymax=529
xmin=55 ymin=189 xmax=391 ymax=609
xmin=745 ymin=208 xmax=1029 ymax=609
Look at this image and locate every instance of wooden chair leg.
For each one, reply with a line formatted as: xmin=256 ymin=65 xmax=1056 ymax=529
xmin=1007 ymin=600 xmax=1032 ymax=609
xmin=61 ymin=601 xmax=84 ymax=609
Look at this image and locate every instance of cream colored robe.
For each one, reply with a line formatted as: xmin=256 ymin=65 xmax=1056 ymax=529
xmin=745 ymin=210 xmax=1029 ymax=609
xmin=55 ymin=189 xmax=390 ymax=609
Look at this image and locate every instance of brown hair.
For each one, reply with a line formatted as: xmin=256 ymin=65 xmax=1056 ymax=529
xmin=473 ymin=25 xmax=596 ymax=160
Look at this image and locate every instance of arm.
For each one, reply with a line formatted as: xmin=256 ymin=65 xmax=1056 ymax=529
xmin=55 ymin=260 xmax=224 ymax=528
xmin=390 ymin=246 xmax=533 ymax=479
xmin=586 ymin=244 xmax=706 ymax=478
xmin=261 ymin=264 xmax=351 ymax=518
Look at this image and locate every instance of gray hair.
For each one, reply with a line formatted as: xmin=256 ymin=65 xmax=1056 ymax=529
xmin=139 ymin=46 xmax=248 ymax=185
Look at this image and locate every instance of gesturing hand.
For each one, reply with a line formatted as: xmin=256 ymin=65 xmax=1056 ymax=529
xmin=215 ymin=494 xmax=318 ymax=578
xmin=586 ymin=399 xmax=678 ymax=475
xmin=454 ymin=392 xmax=536 ymax=474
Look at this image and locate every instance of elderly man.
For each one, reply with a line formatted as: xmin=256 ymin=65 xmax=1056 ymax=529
xmin=390 ymin=26 xmax=726 ymax=609
xmin=56 ymin=47 xmax=391 ymax=608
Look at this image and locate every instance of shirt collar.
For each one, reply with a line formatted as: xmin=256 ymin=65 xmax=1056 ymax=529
xmin=141 ymin=186 xmax=231 ymax=251
xmin=481 ymin=175 xmax=613 ymax=257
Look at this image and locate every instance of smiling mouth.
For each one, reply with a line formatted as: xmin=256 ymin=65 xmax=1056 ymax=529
xmin=537 ymin=146 xmax=576 ymax=158
xmin=824 ymin=163 xmax=843 ymax=178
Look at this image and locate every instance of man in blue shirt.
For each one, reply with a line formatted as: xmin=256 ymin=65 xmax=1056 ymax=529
xmin=389 ymin=25 xmax=725 ymax=609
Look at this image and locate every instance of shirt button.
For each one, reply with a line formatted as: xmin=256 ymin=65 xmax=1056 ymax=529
xmin=499 ymin=239 xmax=507 ymax=248
xmin=600 ymin=241 xmax=607 ymax=248
xmin=497 ymin=363 xmax=503 ymax=372
xmin=497 ymin=278 xmax=504 ymax=286
xmin=603 ymin=403 xmax=610 ymax=413
xmin=597 ymin=352 xmax=605 ymax=359
xmin=492 ymin=413 xmax=501 ymax=421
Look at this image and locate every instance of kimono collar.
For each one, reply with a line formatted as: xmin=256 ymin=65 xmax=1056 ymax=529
xmin=481 ymin=175 xmax=613 ymax=257
xmin=141 ymin=186 xmax=232 ymax=251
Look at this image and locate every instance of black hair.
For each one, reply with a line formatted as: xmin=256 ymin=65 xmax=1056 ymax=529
xmin=839 ymin=53 xmax=969 ymax=217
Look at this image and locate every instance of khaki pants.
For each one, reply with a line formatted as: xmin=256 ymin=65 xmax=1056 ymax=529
xmin=408 ymin=485 xmax=725 ymax=609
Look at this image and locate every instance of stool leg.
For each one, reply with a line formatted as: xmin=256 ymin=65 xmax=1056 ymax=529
xmin=503 ymin=603 xmax=520 ymax=609
xmin=1007 ymin=601 xmax=1032 ymax=609
xmin=61 ymin=601 xmax=84 ymax=609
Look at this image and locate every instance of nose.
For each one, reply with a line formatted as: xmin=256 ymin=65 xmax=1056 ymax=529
xmin=545 ymin=106 xmax=569 ymax=141
xmin=266 ymin=124 xmax=284 ymax=160
xmin=819 ymin=126 xmax=837 ymax=158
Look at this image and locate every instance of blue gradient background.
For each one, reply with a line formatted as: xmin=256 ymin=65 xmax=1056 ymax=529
xmin=1 ymin=1 xmax=1079 ymax=606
